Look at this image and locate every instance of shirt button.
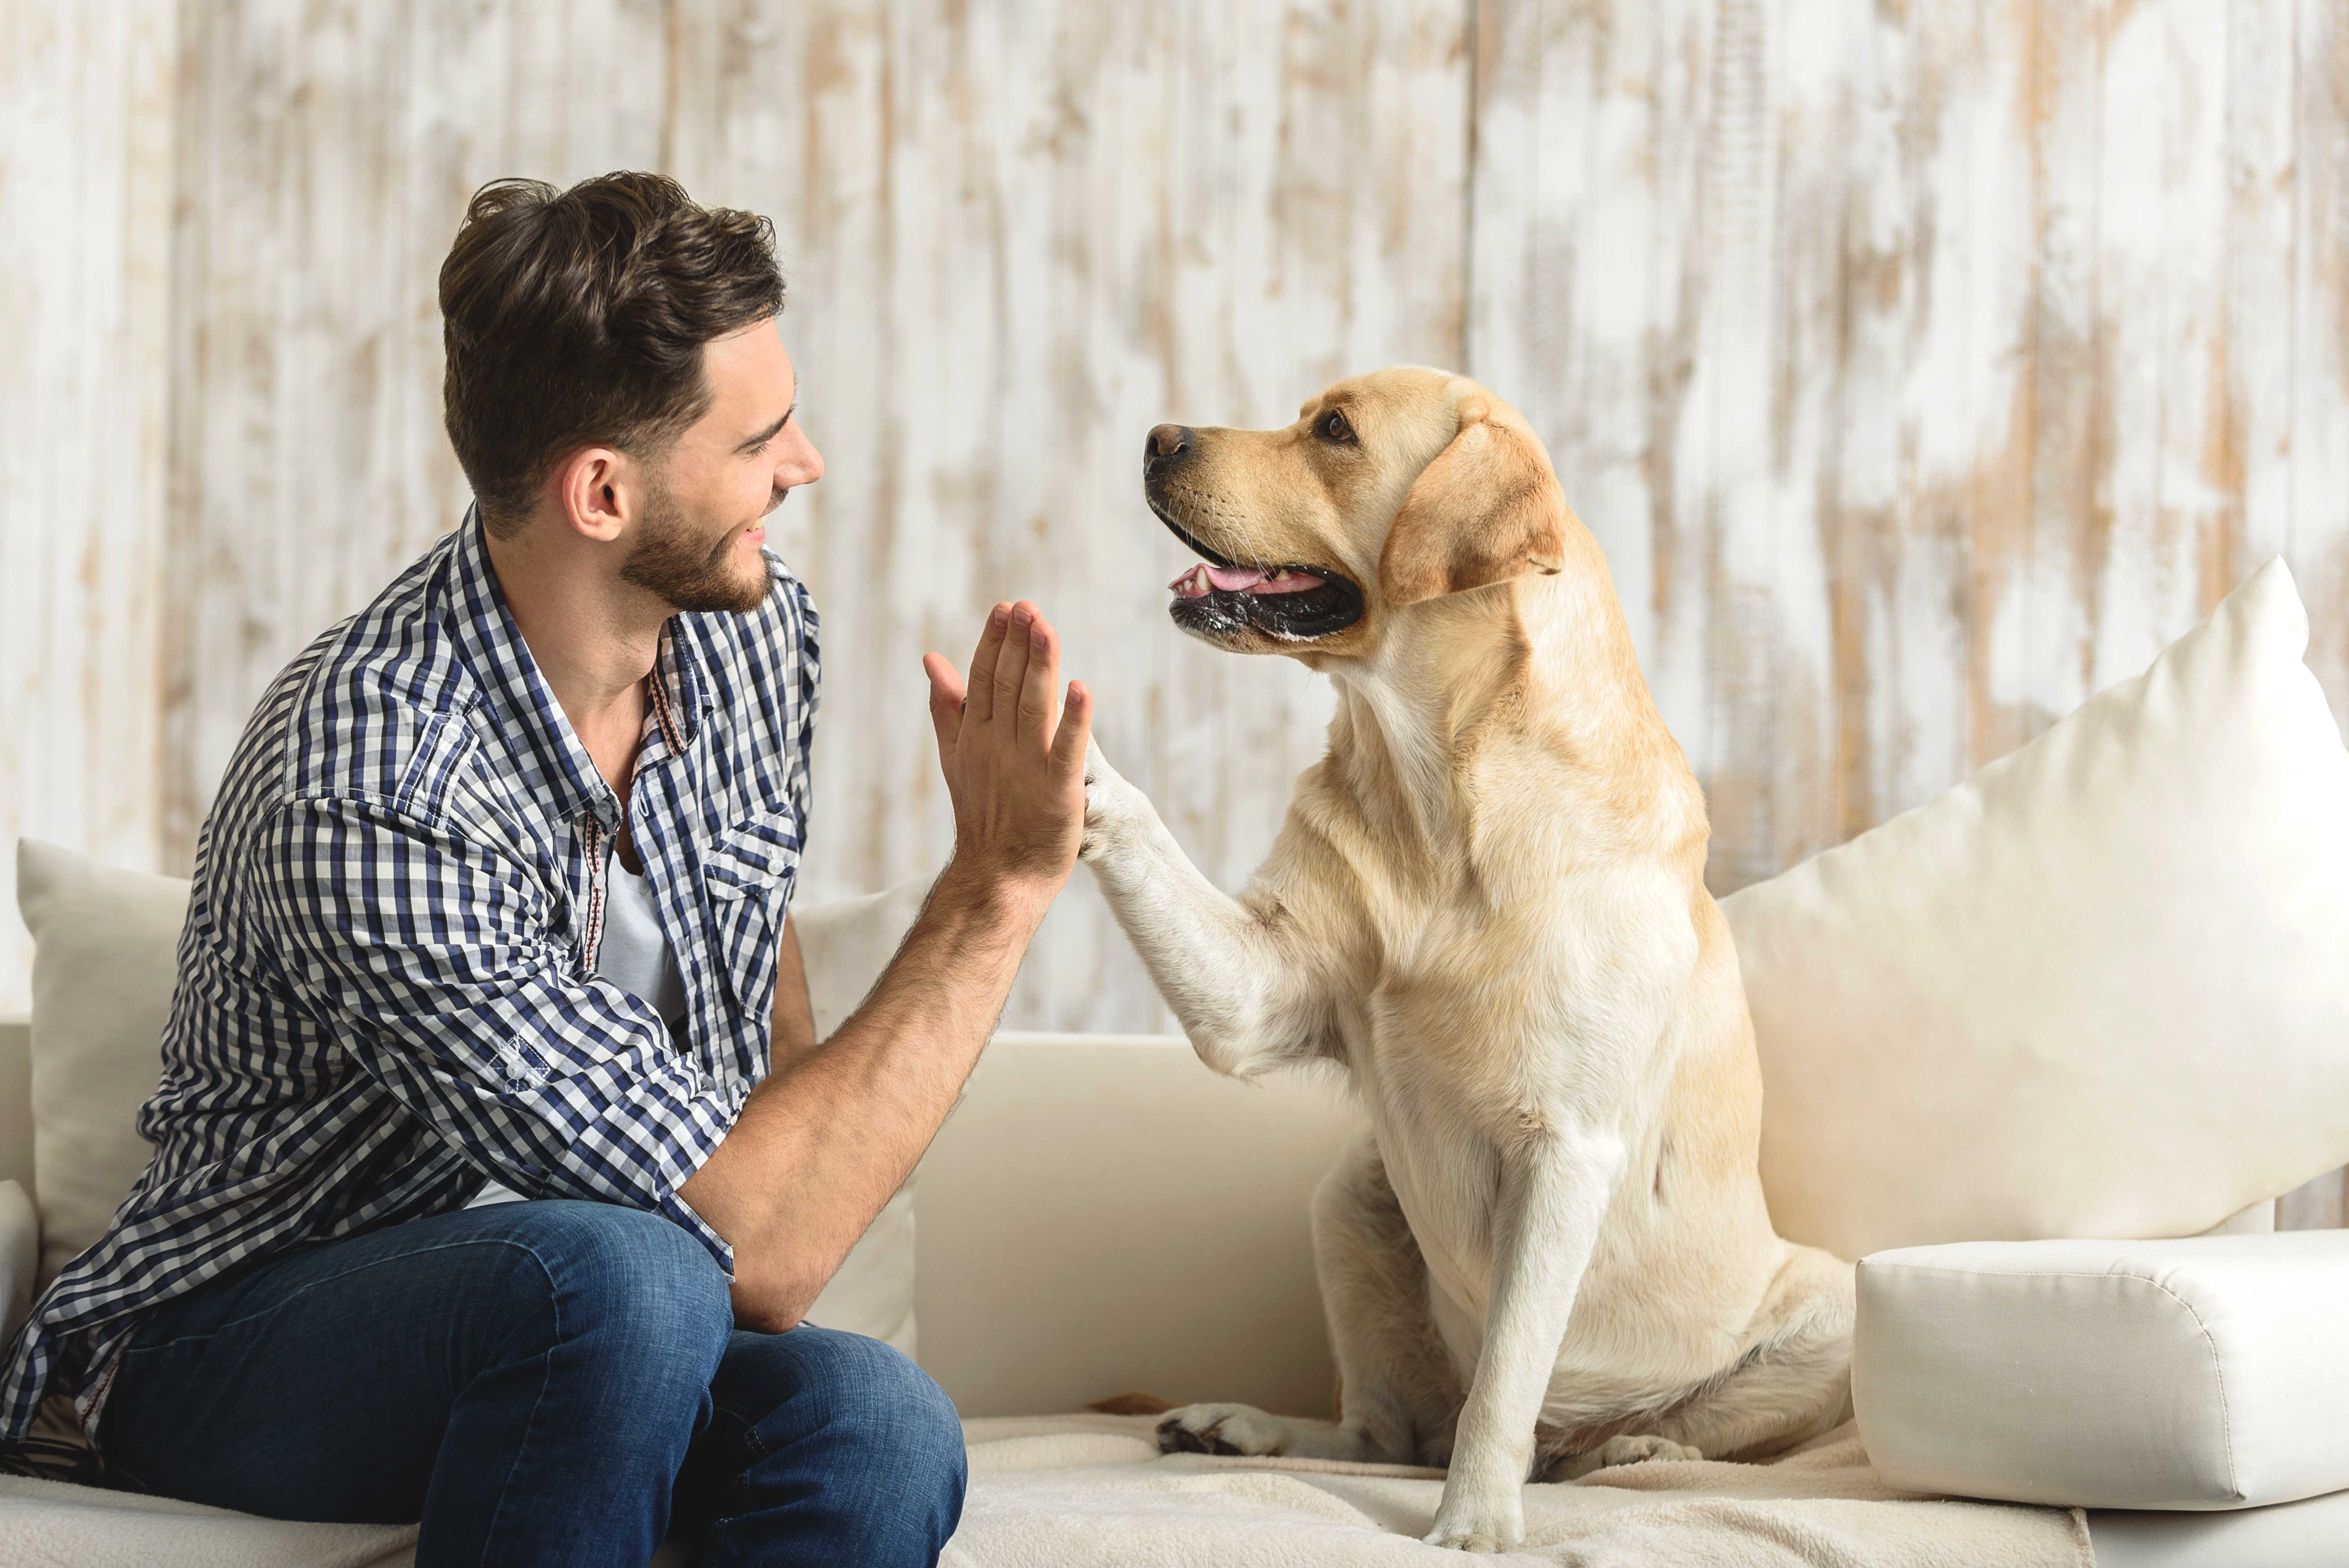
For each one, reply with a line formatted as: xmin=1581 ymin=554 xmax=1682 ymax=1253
xmin=767 ymin=855 xmax=787 ymax=873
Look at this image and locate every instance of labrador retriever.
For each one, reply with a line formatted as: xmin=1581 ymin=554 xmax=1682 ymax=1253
xmin=1078 ymin=367 xmax=1855 ymax=1552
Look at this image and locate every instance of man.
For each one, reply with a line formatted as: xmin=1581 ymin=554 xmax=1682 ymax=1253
xmin=0 ymin=172 xmax=1091 ymax=1564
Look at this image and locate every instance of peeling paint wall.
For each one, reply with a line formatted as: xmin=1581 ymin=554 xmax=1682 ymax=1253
xmin=4 ymin=0 xmax=2345 ymax=1193
xmin=0 ymin=0 xmax=176 ymax=995
xmin=1474 ymin=0 xmax=2349 ymax=902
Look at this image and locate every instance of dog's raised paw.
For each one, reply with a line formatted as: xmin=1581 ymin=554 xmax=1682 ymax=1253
xmin=1155 ymin=1402 xmax=1290 ymax=1457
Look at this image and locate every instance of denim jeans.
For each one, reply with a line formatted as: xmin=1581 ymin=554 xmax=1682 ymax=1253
xmin=96 ymin=1199 xmax=966 ymax=1567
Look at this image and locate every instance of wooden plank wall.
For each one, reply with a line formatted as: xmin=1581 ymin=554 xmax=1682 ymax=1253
xmin=1473 ymin=0 xmax=2349 ymax=894
xmin=0 ymin=1 xmax=177 ymax=1013
xmin=3 ymin=0 xmax=2345 ymax=1230
xmin=659 ymin=0 xmax=1470 ymax=1030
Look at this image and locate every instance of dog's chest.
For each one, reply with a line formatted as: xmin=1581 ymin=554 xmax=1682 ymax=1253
xmin=1335 ymin=910 xmax=1650 ymax=1320
xmin=1347 ymin=1035 xmax=1516 ymax=1317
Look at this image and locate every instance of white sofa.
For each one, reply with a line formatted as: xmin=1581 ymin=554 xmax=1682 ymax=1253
xmin=3 ymin=873 xmax=2348 ymax=1568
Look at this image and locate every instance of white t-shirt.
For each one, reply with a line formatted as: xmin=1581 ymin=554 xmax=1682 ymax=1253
xmin=467 ymin=849 xmax=684 ymax=1209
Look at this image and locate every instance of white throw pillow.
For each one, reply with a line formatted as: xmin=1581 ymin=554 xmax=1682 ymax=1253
xmin=15 ymin=839 xmax=933 ymax=1354
xmin=1720 ymin=559 xmax=2349 ymax=1260
xmin=1854 ymin=1232 xmax=2349 ymax=1509
xmin=15 ymin=840 xmax=188 ymax=1290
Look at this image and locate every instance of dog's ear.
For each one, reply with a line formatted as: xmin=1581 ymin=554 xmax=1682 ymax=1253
xmin=1377 ymin=396 xmax=1568 ymax=607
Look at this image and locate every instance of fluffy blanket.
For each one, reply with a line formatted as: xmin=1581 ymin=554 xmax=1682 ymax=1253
xmin=948 ymin=1415 xmax=2094 ymax=1568
xmin=0 ymin=1419 xmax=2091 ymax=1567
xmin=0 ymin=1474 xmax=415 ymax=1568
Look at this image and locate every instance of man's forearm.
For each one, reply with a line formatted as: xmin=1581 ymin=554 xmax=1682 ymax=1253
xmin=679 ymin=861 xmax=1047 ymax=1329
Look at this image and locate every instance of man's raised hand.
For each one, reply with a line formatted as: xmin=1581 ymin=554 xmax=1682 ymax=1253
xmin=921 ymin=601 xmax=1093 ymax=906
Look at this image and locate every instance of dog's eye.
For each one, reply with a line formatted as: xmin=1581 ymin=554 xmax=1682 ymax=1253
xmin=1316 ymin=410 xmax=1356 ymax=444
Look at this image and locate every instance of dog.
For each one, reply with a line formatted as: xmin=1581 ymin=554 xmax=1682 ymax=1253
xmin=1077 ymin=367 xmax=1856 ymax=1552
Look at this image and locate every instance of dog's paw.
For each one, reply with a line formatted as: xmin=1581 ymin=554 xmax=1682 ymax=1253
xmin=1080 ymin=737 xmax=1141 ymax=862
xmin=1423 ymin=1529 xmax=1507 ymax=1553
xmin=1155 ymin=1402 xmax=1292 ymax=1457
xmin=1423 ymin=1470 xmax=1526 ymax=1553
xmin=1562 ymin=1433 xmax=1704 ymax=1478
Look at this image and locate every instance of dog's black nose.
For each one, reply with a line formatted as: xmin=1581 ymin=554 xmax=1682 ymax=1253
xmin=1146 ymin=424 xmax=1191 ymax=462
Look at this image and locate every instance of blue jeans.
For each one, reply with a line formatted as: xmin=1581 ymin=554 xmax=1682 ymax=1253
xmin=96 ymin=1200 xmax=966 ymax=1566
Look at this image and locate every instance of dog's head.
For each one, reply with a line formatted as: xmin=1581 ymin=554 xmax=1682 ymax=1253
xmin=1143 ymin=367 xmax=1572 ymax=659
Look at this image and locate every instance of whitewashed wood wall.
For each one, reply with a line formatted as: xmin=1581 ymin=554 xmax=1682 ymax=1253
xmin=5 ymin=0 xmax=2348 ymax=1217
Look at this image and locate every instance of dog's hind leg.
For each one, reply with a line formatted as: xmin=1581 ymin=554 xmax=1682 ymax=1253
xmin=1157 ymin=1132 xmax=1462 ymax=1465
xmin=1642 ymin=1243 xmax=1855 ymax=1463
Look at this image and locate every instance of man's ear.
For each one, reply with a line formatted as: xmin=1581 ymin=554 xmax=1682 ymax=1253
xmin=1376 ymin=396 xmax=1568 ymax=607
xmin=550 ymin=445 xmax=631 ymax=543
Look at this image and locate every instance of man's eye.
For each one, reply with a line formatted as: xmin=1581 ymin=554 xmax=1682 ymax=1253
xmin=1318 ymin=410 xmax=1355 ymax=444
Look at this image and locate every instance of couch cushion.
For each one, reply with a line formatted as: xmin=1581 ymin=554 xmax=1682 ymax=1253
xmin=0 ymin=1182 xmax=37 ymax=1350
xmin=914 ymin=1034 xmax=1361 ymax=1420
xmin=1855 ymin=1231 xmax=2349 ymax=1509
xmin=15 ymin=841 xmax=188 ymax=1291
xmin=1720 ymin=560 xmax=2349 ymax=1260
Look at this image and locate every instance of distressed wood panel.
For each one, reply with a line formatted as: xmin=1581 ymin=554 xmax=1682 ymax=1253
xmin=0 ymin=0 xmax=177 ymax=1017
xmin=7 ymin=0 xmax=2347 ymax=1087
xmin=147 ymin=0 xmax=1467 ymax=1033
xmin=1472 ymin=0 xmax=2349 ymax=887
xmin=161 ymin=0 xmax=674 ymax=863
xmin=663 ymin=0 xmax=1472 ymax=1030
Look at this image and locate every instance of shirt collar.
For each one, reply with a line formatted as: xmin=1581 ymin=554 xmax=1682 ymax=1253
xmin=443 ymin=506 xmax=703 ymax=830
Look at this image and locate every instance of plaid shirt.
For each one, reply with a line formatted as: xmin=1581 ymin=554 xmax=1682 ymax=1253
xmin=1 ymin=511 xmax=818 ymax=1446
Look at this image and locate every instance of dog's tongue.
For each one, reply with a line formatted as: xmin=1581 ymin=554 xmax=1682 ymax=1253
xmin=1167 ymin=563 xmax=1328 ymax=598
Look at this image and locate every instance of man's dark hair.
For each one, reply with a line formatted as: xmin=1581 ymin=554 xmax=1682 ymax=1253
xmin=440 ymin=172 xmax=785 ymax=537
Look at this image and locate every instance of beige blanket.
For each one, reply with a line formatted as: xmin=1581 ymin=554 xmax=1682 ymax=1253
xmin=0 ymin=1474 xmax=416 ymax=1568
xmin=0 ymin=1420 xmax=2092 ymax=1567
xmin=950 ymin=1416 xmax=2095 ymax=1568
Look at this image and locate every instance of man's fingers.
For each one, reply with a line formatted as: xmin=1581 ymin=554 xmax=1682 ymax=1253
xmin=965 ymin=602 xmax=1012 ymax=722
xmin=1050 ymin=679 xmax=1094 ymax=779
xmin=923 ymin=651 xmax=964 ymax=763
xmin=992 ymin=602 xmax=1038 ymax=731
xmin=1017 ymin=615 xmax=1061 ymax=745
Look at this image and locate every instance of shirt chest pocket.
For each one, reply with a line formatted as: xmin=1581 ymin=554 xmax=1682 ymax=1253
xmin=704 ymin=810 xmax=800 ymax=1015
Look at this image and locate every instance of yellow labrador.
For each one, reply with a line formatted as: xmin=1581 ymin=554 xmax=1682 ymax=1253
xmin=1079 ymin=367 xmax=1854 ymax=1552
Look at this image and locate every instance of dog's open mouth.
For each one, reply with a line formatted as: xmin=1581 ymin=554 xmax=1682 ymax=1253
xmin=1163 ymin=559 xmax=1363 ymax=641
xmin=1148 ymin=494 xmax=1363 ymax=642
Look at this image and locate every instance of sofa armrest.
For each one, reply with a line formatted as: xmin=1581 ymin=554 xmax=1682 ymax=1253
xmin=0 ymin=1179 xmax=37 ymax=1347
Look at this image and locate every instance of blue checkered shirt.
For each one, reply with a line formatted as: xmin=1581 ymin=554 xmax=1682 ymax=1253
xmin=1 ymin=511 xmax=818 ymax=1446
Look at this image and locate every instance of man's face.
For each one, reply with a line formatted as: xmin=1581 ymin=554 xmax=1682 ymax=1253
xmin=620 ymin=318 xmax=823 ymax=614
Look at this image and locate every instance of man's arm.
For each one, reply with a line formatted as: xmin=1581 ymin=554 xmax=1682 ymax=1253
xmin=680 ymin=599 xmax=1090 ymax=1331
xmin=770 ymin=917 xmax=818 ymax=1075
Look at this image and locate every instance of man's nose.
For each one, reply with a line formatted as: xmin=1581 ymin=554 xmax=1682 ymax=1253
xmin=778 ymin=426 xmax=823 ymax=487
xmin=1145 ymin=424 xmax=1191 ymax=463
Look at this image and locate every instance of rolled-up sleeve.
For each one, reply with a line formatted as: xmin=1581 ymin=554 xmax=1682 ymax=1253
xmin=254 ymin=795 xmax=741 ymax=1272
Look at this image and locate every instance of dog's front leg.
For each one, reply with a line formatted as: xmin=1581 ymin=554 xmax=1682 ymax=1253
xmin=1425 ymin=1131 xmax=1625 ymax=1553
xmin=1081 ymin=741 xmax=1325 ymax=1077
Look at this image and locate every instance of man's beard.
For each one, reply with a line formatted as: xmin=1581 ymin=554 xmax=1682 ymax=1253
xmin=618 ymin=479 xmax=774 ymax=615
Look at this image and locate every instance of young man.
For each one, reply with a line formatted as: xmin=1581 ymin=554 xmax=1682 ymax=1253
xmin=0 ymin=173 xmax=1090 ymax=1565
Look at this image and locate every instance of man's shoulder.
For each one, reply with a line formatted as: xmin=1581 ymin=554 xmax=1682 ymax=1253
xmin=258 ymin=533 xmax=488 ymax=815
